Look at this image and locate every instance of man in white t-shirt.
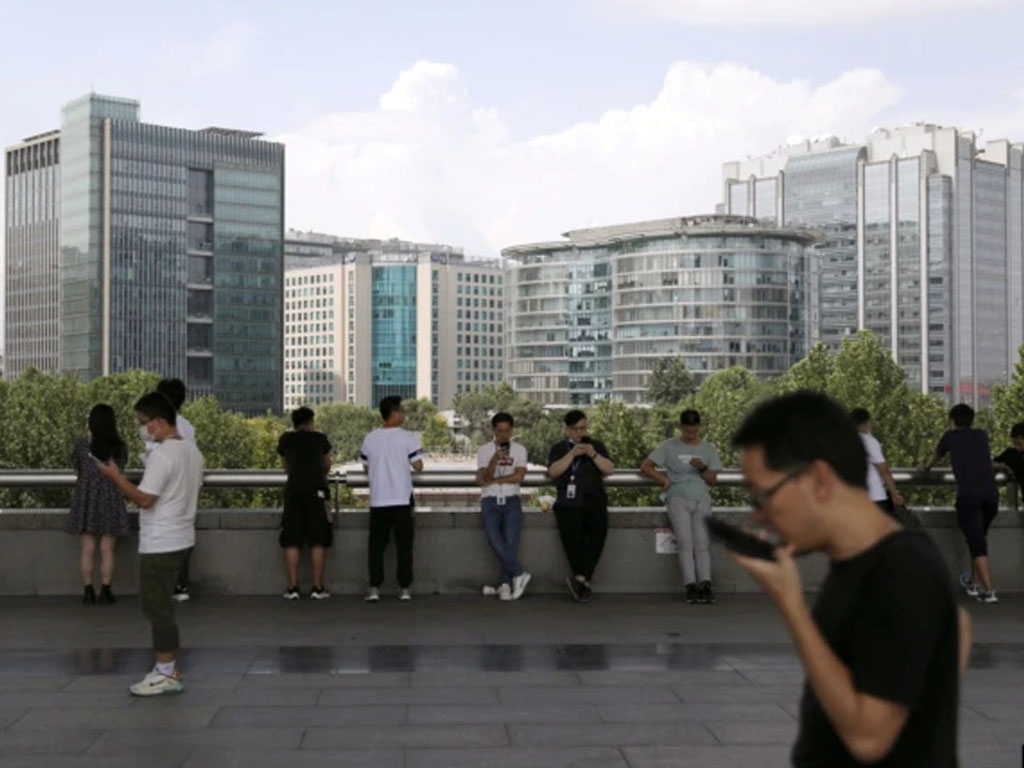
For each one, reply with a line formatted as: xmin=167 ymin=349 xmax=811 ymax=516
xmin=851 ymin=408 xmax=904 ymax=516
xmin=360 ymin=396 xmax=423 ymax=602
xmin=97 ymin=392 xmax=205 ymax=697
xmin=476 ymin=412 xmax=531 ymax=601
xmin=152 ymin=379 xmax=197 ymax=603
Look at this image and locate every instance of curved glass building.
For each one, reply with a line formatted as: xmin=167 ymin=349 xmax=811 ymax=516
xmin=503 ymin=215 xmax=819 ymax=406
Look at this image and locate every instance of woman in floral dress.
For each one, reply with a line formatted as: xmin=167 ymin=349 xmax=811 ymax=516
xmin=67 ymin=404 xmax=130 ymax=604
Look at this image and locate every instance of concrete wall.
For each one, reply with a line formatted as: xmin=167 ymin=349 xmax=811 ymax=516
xmin=1 ymin=507 xmax=1020 ymax=596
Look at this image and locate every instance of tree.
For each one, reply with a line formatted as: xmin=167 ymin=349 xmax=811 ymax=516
xmin=991 ymin=343 xmax=1024 ymax=444
xmin=772 ymin=343 xmax=833 ymax=394
xmin=400 ymin=398 xmax=439 ymax=433
xmin=647 ymin=357 xmax=697 ymax=405
xmin=422 ymin=414 xmax=454 ymax=453
xmin=452 ymin=382 xmax=562 ymax=464
xmin=314 ymin=402 xmax=380 ymax=462
xmin=587 ymin=399 xmax=660 ymax=506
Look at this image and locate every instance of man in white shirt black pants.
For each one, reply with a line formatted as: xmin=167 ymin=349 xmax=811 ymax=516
xmin=360 ymin=396 xmax=424 ymax=602
xmin=476 ymin=412 xmax=531 ymax=601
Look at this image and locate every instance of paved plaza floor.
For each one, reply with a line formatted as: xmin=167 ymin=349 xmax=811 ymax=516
xmin=0 ymin=593 xmax=1021 ymax=767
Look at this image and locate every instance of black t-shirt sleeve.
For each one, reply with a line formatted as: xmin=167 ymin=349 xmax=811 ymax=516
xmin=592 ymin=440 xmax=611 ymax=462
xmin=995 ymin=449 xmax=1010 ymax=464
xmin=548 ymin=441 xmax=568 ymax=467
xmin=321 ymin=433 xmax=332 ymax=455
xmin=276 ymin=433 xmax=288 ymax=458
xmin=935 ymin=432 xmax=949 ymax=458
xmin=849 ymin=547 xmax=951 ymax=709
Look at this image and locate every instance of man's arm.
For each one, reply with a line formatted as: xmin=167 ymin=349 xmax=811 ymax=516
xmin=958 ymin=607 xmax=972 ymax=675
xmin=918 ymin=451 xmax=941 ymax=472
xmin=876 ymin=461 xmax=904 ymax=506
xmin=639 ymin=458 xmax=670 ymax=489
xmin=478 ymin=449 xmax=502 ymax=486
xmin=548 ymin=446 xmax=578 ymax=479
xmin=97 ymin=462 xmax=158 ymax=509
xmin=589 ymin=443 xmax=614 ymax=476
xmin=733 ymin=548 xmax=911 ymax=764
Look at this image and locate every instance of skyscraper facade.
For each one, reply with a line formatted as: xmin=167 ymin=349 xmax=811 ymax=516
xmin=284 ymin=232 xmax=506 ymax=411
xmin=4 ymin=131 xmax=61 ymax=378
xmin=504 ymin=215 xmax=818 ymax=406
xmin=5 ymin=93 xmax=284 ymax=413
xmin=723 ymin=124 xmax=1024 ymax=403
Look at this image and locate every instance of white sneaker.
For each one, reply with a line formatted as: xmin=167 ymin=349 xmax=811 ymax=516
xmin=498 ymin=583 xmax=513 ymax=601
xmin=398 ymin=589 xmax=412 ymax=602
xmin=959 ymin=572 xmax=979 ymax=598
xmin=512 ymin=571 xmax=532 ymax=600
xmin=310 ymin=586 xmax=331 ymax=600
xmin=364 ymin=587 xmax=380 ymax=603
xmin=977 ymin=590 xmax=999 ymax=604
xmin=482 ymin=585 xmax=499 ymax=596
xmin=128 ymin=669 xmax=183 ymax=697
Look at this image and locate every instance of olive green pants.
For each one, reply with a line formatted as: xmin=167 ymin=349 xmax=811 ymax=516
xmin=139 ymin=550 xmax=187 ymax=653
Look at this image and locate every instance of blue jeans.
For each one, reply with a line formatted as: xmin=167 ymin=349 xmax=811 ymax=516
xmin=481 ymin=496 xmax=524 ymax=586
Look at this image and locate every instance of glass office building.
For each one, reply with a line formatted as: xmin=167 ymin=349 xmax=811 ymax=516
xmin=4 ymin=131 xmax=61 ymax=378
xmin=504 ymin=215 xmax=818 ymax=406
xmin=723 ymin=124 xmax=1024 ymax=404
xmin=7 ymin=94 xmax=284 ymax=413
xmin=283 ymin=232 xmax=506 ymax=410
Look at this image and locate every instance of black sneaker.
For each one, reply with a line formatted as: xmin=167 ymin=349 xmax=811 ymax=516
xmin=578 ymin=581 xmax=593 ymax=604
xmin=684 ymin=583 xmax=698 ymax=604
xmin=698 ymin=581 xmax=715 ymax=604
xmin=82 ymin=585 xmax=96 ymax=605
xmin=99 ymin=585 xmax=116 ymax=605
xmin=566 ymin=577 xmax=583 ymax=602
xmin=310 ymin=586 xmax=331 ymax=600
xmin=172 ymin=585 xmax=190 ymax=603
xmin=283 ymin=586 xmax=300 ymax=600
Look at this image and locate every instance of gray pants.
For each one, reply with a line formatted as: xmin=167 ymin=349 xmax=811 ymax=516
xmin=667 ymin=497 xmax=712 ymax=585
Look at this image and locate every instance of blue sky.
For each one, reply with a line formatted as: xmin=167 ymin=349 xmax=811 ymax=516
xmin=3 ymin=0 xmax=1023 ymax=258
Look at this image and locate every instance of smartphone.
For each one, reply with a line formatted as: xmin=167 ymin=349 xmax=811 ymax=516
xmin=704 ymin=517 xmax=778 ymax=561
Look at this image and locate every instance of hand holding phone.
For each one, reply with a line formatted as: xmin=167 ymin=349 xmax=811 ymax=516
xmin=704 ymin=517 xmax=778 ymax=561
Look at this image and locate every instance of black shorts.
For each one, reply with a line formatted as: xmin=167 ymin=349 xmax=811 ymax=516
xmin=280 ymin=488 xmax=333 ymax=548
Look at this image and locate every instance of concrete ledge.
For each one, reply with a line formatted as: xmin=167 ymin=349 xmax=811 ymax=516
xmin=1 ymin=507 xmax=1021 ymax=596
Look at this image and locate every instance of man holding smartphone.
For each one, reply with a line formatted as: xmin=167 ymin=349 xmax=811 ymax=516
xmin=547 ymin=410 xmax=615 ymax=603
xmin=641 ymin=409 xmax=721 ymax=604
xmin=730 ymin=392 xmax=968 ymax=767
xmin=476 ymin=412 xmax=530 ymax=601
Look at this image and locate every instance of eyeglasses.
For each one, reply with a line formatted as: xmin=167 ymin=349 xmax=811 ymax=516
xmin=747 ymin=465 xmax=808 ymax=511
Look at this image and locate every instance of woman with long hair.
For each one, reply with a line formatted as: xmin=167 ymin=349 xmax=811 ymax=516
xmin=67 ymin=404 xmax=130 ymax=604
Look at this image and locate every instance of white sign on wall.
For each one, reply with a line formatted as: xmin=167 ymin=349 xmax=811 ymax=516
xmin=655 ymin=527 xmax=678 ymax=554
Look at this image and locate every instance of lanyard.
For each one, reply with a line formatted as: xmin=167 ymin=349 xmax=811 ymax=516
xmin=568 ymin=440 xmax=582 ymax=480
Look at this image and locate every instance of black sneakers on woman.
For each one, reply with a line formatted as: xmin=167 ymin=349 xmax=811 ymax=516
xmin=697 ymin=581 xmax=716 ymax=604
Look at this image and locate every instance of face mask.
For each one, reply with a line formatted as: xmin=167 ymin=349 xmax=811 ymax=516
xmin=138 ymin=424 xmax=153 ymax=443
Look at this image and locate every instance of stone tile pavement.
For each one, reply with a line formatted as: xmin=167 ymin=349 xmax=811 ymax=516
xmin=0 ymin=595 xmax=1021 ymax=767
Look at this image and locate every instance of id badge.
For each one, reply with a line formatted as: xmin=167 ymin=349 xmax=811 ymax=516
xmin=566 ymin=483 xmax=577 ymax=500
xmin=497 ymin=494 xmax=506 ymax=506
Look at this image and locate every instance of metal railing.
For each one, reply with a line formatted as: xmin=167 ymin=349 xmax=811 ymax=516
xmin=0 ymin=468 xmax=1012 ymax=489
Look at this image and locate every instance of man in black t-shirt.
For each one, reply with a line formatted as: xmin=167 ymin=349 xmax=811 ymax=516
xmin=547 ymin=409 xmax=614 ymax=603
xmin=731 ymin=392 xmax=969 ymax=768
xmin=277 ymin=406 xmax=333 ymax=600
xmin=993 ymin=421 xmax=1024 ymax=507
xmin=920 ymin=403 xmax=1000 ymax=603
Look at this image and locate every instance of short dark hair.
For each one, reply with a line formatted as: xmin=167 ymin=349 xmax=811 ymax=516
xmin=564 ymin=409 xmax=587 ymax=427
xmin=1010 ymin=422 xmax=1024 ymax=440
xmin=850 ymin=408 xmax=871 ymax=426
xmin=134 ymin=392 xmax=177 ymax=427
xmin=949 ymin=403 xmax=975 ymax=428
xmin=680 ymin=409 xmax=701 ymax=426
xmin=291 ymin=406 xmax=315 ymax=429
xmin=155 ymin=378 xmax=187 ymax=411
xmin=492 ymin=412 xmax=514 ymax=428
xmin=379 ymin=396 xmax=403 ymax=421
xmin=732 ymin=391 xmax=866 ymax=489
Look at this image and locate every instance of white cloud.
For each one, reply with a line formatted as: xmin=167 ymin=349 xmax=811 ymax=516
xmin=278 ymin=59 xmax=901 ymax=254
xmin=601 ymin=0 xmax=1005 ymax=26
